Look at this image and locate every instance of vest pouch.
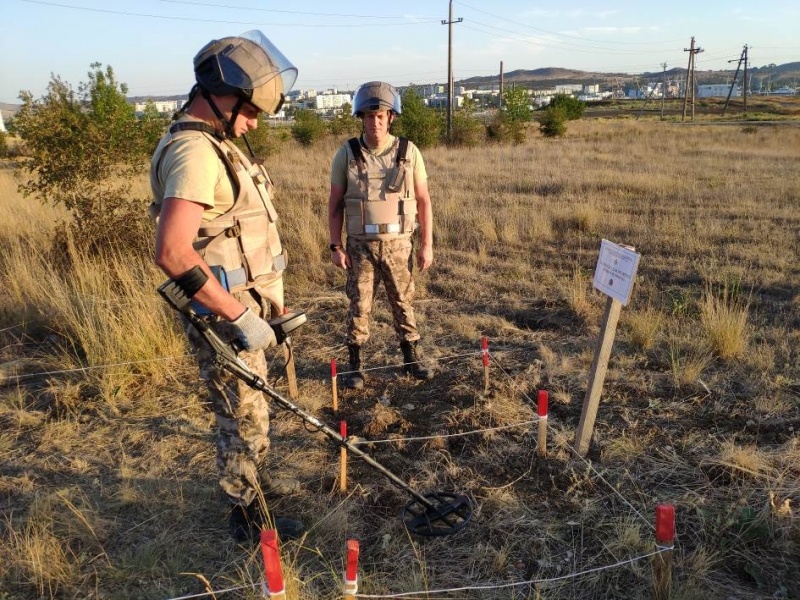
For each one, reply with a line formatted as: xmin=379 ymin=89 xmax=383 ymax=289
xmin=248 ymin=163 xmax=279 ymax=222
xmin=344 ymin=197 xmax=364 ymax=235
xmin=237 ymin=213 xmax=284 ymax=283
xmin=385 ymin=165 xmax=406 ymax=193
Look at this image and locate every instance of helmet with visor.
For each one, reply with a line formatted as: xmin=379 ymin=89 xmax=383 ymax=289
xmin=352 ymin=81 xmax=402 ymax=117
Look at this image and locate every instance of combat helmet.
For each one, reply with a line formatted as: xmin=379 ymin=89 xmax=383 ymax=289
xmin=194 ymin=30 xmax=297 ymax=115
xmin=352 ymin=81 xmax=402 ymax=117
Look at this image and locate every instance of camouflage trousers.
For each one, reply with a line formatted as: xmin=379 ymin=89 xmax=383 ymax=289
xmin=183 ymin=289 xmax=272 ymax=507
xmin=345 ymin=236 xmax=419 ymax=346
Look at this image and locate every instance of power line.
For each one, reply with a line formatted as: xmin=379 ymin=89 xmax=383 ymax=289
xmin=19 ymin=0 xmax=437 ymax=27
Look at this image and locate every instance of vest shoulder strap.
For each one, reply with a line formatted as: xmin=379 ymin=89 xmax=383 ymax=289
xmin=347 ymin=137 xmax=365 ymax=163
xmin=169 ymin=121 xmax=225 ymax=141
xmin=396 ymin=136 xmax=409 ymax=166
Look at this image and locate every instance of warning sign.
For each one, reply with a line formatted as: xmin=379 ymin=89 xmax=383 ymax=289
xmin=592 ymin=239 xmax=640 ymax=305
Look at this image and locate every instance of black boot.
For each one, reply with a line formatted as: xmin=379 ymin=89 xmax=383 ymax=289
xmin=400 ymin=340 xmax=433 ymax=380
xmin=343 ymin=344 xmax=365 ymax=389
xmin=229 ymin=503 xmax=305 ymax=543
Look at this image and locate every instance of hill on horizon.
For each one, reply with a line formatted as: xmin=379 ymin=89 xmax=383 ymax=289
xmin=2 ymin=61 xmax=798 ymax=115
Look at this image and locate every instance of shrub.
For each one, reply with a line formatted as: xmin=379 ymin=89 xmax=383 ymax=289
xmin=549 ymin=94 xmax=586 ymax=120
xmin=291 ymin=109 xmax=328 ymax=146
xmin=328 ymin=103 xmax=360 ymax=137
xmin=487 ymin=87 xmax=530 ymax=144
xmin=450 ymin=98 xmax=485 ymax=147
xmin=0 ymin=130 xmax=7 ymax=158
xmin=539 ymin=106 xmax=568 ymax=138
xmin=12 ymin=64 xmax=155 ymax=256
xmin=393 ymin=88 xmax=442 ymax=148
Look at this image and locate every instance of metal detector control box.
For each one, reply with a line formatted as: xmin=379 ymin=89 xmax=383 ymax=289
xmin=268 ymin=311 xmax=306 ymax=345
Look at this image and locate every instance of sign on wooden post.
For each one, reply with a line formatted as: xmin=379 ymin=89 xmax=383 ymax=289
xmin=574 ymin=240 xmax=641 ymax=456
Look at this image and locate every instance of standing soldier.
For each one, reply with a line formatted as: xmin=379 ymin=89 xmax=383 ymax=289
xmin=150 ymin=30 xmax=304 ymax=542
xmin=327 ymin=81 xmax=434 ymax=389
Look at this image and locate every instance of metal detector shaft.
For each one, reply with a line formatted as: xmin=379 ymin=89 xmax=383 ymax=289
xmin=222 ymin=351 xmax=437 ymax=510
xmin=157 ymin=279 xmax=436 ymax=511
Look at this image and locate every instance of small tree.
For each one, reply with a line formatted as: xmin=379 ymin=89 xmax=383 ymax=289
xmin=392 ymin=88 xmax=442 ymax=148
xmin=538 ymin=105 xmax=568 ymax=138
xmin=548 ymin=94 xmax=585 ymax=120
xmin=290 ymin=109 xmax=327 ymax=146
xmin=488 ymin=87 xmax=531 ymax=144
xmin=450 ymin=97 xmax=485 ymax=147
xmin=0 ymin=129 xmax=8 ymax=158
xmin=13 ymin=64 xmax=155 ymax=256
xmin=328 ymin=102 xmax=360 ymax=137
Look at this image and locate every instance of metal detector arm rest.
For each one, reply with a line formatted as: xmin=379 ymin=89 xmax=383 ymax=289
xmin=157 ymin=279 xmax=256 ymax=379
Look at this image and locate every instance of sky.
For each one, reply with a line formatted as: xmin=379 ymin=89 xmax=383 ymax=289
xmin=1 ymin=0 xmax=799 ymax=104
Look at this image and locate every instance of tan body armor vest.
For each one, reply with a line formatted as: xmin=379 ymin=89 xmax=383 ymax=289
xmin=343 ymin=136 xmax=417 ymax=241
xmin=150 ymin=123 xmax=286 ymax=294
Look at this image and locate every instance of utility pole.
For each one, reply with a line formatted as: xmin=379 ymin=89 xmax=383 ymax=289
xmin=442 ymin=0 xmax=462 ymax=141
xmin=682 ymin=36 xmax=703 ymax=121
xmin=723 ymin=45 xmax=748 ymax=115
xmin=660 ymin=62 xmax=668 ymax=120
xmin=499 ymin=61 xmax=505 ymax=103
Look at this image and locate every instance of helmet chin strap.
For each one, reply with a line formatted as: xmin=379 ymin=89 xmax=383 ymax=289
xmin=199 ymin=87 xmax=241 ymax=139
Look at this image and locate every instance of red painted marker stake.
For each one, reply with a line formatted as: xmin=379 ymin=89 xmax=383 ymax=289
xmin=260 ymin=529 xmax=285 ymax=599
xmin=537 ymin=390 xmax=549 ymax=457
xmin=344 ymin=539 xmax=360 ymax=599
xmin=481 ymin=337 xmax=490 ymax=394
xmin=653 ymin=504 xmax=675 ymax=600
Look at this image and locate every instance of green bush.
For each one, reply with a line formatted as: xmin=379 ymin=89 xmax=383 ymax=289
xmin=12 ymin=64 xmax=155 ymax=256
xmin=450 ymin=98 xmax=486 ymax=147
xmin=487 ymin=87 xmax=531 ymax=144
xmin=393 ymin=88 xmax=442 ymax=148
xmin=0 ymin=130 xmax=7 ymax=158
xmin=236 ymin=116 xmax=286 ymax=159
xmin=328 ymin=102 xmax=361 ymax=137
xmin=538 ymin=106 xmax=568 ymax=138
xmin=549 ymin=94 xmax=585 ymax=120
xmin=291 ymin=109 xmax=328 ymax=146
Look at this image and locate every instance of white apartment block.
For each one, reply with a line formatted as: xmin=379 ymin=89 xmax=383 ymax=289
xmin=134 ymin=99 xmax=180 ymax=114
xmin=314 ymin=93 xmax=352 ymax=110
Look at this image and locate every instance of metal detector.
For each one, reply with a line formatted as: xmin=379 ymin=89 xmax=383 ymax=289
xmin=158 ymin=279 xmax=473 ymax=537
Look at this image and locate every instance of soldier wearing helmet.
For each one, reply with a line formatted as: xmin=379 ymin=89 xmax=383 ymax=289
xmin=149 ymin=31 xmax=303 ymax=543
xmin=328 ymin=81 xmax=435 ymax=389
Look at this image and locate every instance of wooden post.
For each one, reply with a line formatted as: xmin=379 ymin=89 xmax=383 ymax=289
xmin=574 ymin=296 xmax=623 ymax=456
xmin=260 ymin=529 xmax=286 ymax=599
xmin=653 ymin=504 xmax=675 ymax=600
xmin=481 ymin=337 xmax=490 ymax=394
xmin=276 ymin=307 xmax=298 ymax=399
xmin=537 ymin=390 xmax=549 ymax=457
xmin=339 ymin=421 xmax=347 ymax=492
xmin=331 ymin=358 xmax=339 ymax=414
xmin=344 ymin=539 xmax=360 ymax=600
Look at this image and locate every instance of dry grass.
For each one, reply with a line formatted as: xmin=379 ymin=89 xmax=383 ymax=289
xmin=1 ymin=115 xmax=799 ymax=599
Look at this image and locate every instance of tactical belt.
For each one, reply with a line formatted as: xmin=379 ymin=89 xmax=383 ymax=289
xmin=364 ymin=223 xmax=401 ymax=234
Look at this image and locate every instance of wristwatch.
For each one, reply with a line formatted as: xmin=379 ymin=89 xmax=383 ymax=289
xmin=329 ymin=243 xmax=343 ymax=252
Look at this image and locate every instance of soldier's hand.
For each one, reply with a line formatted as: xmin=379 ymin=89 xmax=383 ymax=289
xmin=332 ymin=247 xmax=350 ymax=270
xmin=230 ymin=308 xmax=278 ymax=350
xmin=417 ymin=244 xmax=433 ymax=271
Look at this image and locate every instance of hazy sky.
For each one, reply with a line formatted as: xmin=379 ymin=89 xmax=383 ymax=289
xmin=2 ymin=0 xmax=798 ymax=104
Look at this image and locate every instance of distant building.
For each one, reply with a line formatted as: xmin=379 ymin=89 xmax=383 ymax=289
xmin=134 ymin=99 xmax=180 ymax=114
xmin=698 ymin=84 xmax=738 ymax=98
xmin=314 ymin=93 xmax=352 ymax=111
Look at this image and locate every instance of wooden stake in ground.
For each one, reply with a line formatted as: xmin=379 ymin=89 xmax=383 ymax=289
xmin=339 ymin=420 xmax=347 ymax=492
xmin=275 ymin=306 xmax=298 ymax=399
xmin=331 ymin=358 xmax=338 ymax=414
xmin=653 ymin=504 xmax=675 ymax=600
xmin=537 ymin=390 xmax=549 ymax=457
xmin=574 ymin=240 xmax=640 ymax=456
